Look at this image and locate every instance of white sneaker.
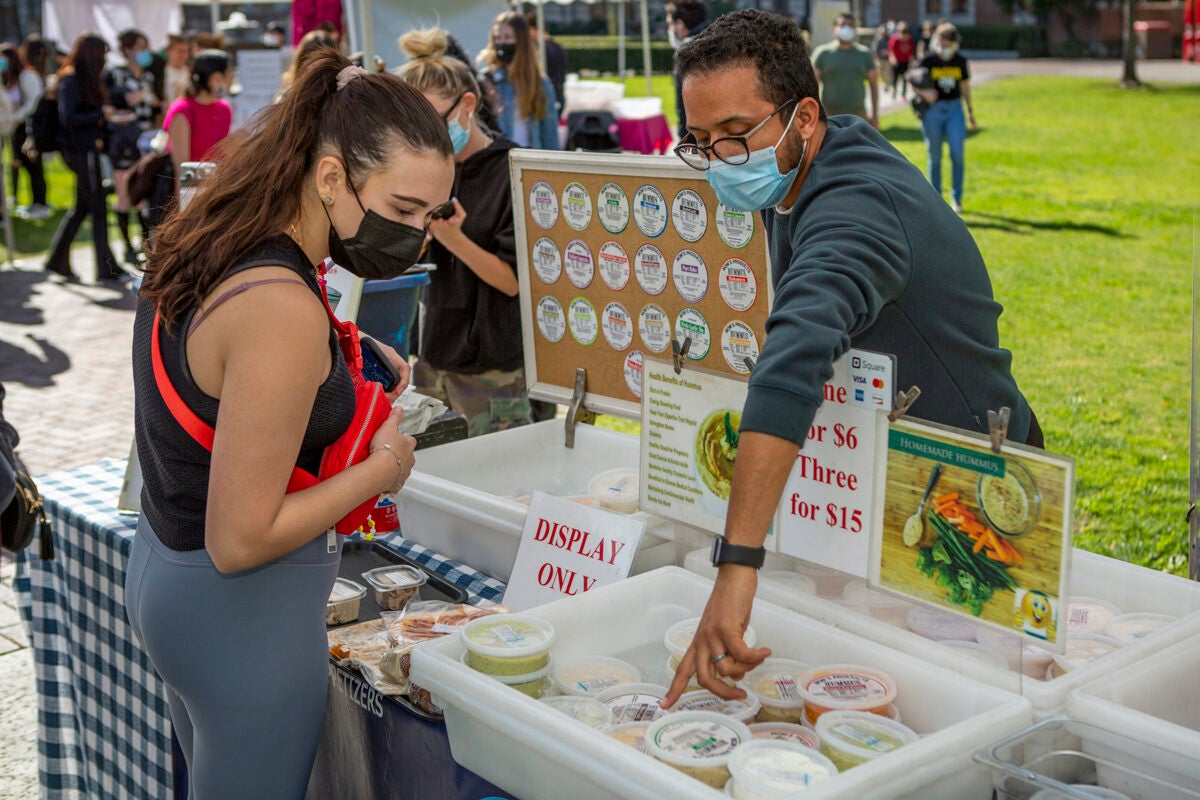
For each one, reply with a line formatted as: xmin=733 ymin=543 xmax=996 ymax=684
xmin=950 ymin=200 xmax=964 ymax=214
xmin=25 ymin=204 xmax=52 ymax=220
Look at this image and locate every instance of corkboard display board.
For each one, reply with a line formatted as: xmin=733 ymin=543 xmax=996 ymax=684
xmin=511 ymin=152 xmax=773 ymax=419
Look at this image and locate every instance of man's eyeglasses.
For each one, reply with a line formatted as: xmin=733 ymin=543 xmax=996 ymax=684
xmin=674 ymin=99 xmax=797 ymax=171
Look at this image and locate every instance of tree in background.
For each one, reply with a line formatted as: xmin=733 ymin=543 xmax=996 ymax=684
xmin=1121 ymin=0 xmax=1140 ymax=86
xmin=994 ymin=0 xmax=1100 ymax=54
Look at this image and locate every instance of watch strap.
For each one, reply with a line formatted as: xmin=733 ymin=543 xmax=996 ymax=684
xmin=711 ymin=537 xmax=766 ymax=569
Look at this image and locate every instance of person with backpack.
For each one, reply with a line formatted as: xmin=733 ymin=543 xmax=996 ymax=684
xmin=13 ymin=36 xmax=53 ymax=220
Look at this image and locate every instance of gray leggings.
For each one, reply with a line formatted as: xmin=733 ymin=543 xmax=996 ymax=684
xmin=125 ymin=515 xmax=341 ymax=800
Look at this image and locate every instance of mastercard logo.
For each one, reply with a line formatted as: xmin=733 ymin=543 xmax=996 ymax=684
xmin=872 ymin=378 xmax=885 ymax=389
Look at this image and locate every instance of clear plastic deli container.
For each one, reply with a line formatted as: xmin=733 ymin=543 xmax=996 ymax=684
xmin=797 ymin=664 xmax=898 ymax=725
xmin=360 ymin=564 xmax=426 ymax=611
xmin=748 ymin=721 xmax=822 ymax=750
xmin=460 ymin=651 xmax=555 ymax=698
xmin=815 ymin=710 xmax=920 ymax=772
xmin=727 ymin=738 xmax=838 ymax=799
xmin=737 ymin=658 xmax=810 ymax=723
xmin=596 ymin=683 xmax=667 ymax=724
xmin=461 ymin=613 xmax=556 ymax=676
xmin=554 ymin=655 xmax=642 ymax=697
xmin=645 ymin=711 xmax=752 ymax=789
xmin=674 ymin=690 xmax=761 ymax=725
xmin=325 ymin=578 xmax=366 ymax=626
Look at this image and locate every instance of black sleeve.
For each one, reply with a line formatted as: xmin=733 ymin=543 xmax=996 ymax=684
xmin=960 ymin=56 xmax=971 ymax=81
xmin=58 ymin=76 xmax=104 ymax=132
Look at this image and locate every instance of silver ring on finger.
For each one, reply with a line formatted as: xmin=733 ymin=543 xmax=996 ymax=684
xmin=711 ymin=652 xmax=729 ymax=664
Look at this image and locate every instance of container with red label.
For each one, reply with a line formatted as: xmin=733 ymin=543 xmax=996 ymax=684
xmin=797 ymin=664 xmax=897 ymax=725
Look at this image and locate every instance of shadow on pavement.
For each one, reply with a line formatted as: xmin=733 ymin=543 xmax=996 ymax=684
xmin=0 ymin=270 xmax=48 ymax=326
xmin=0 ymin=334 xmax=71 ymax=387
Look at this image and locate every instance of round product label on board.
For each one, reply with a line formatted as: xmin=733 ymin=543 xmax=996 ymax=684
xmin=624 ymin=349 xmax=645 ymax=399
xmin=638 ymin=304 xmax=671 ymax=353
xmin=532 ymin=237 xmax=562 ymax=284
xmin=597 ymin=241 xmax=631 ymax=291
xmin=671 ymin=189 xmax=708 ymax=242
xmin=561 ymin=182 xmax=593 ymax=231
xmin=564 ymin=240 xmax=595 ymax=289
xmin=672 ymin=249 xmax=709 ymax=303
xmin=715 ymin=203 xmax=754 ymax=248
xmin=632 ymin=184 xmax=669 ymax=238
xmin=529 ymin=180 xmax=559 ymax=230
xmin=634 ymin=245 xmax=668 ymax=296
xmin=536 ymin=296 xmax=566 ymax=343
xmin=719 ymin=258 xmax=758 ymax=311
xmin=601 ymin=302 xmax=634 ymax=350
xmin=568 ymin=297 xmax=599 ymax=345
xmin=674 ymin=307 xmax=712 ymax=360
xmin=721 ymin=321 xmax=760 ymax=374
xmin=598 ymin=182 xmax=631 ymax=234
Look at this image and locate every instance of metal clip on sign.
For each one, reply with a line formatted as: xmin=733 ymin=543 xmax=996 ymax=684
xmin=565 ymin=367 xmax=587 ymax=450
xmin=671 ymin=337 xmax=693 ymax=375
xmin=888 ymin=386 xmax=922 ymax=423
xmin=743 ymin=357 xmax=756 ymax=374
xmin=987 ymin=407 xmax=1011 ymax=454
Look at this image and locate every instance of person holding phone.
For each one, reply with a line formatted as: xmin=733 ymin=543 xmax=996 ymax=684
xmin=400 ymin=27 xmax=533 ymax=436
xmin=126 ymin=50 xmax=454 ymax=797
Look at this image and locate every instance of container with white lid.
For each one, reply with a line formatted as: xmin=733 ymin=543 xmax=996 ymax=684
xmin=326 ymin=578 xmax=366 ymax=626
xmin=759 ymin=571 xmax=817 ymax=596
xmin=975 ymin=627 xmax=1056 ymax=677
xmin=588 ymin=467 xmax=640 ymax=513
xmin=607 ymin=721 xmax=651 ymax=753
xmin=727 ymin=739 xmax=839 ymax=799
xmin=460 ymin=652 xmax=555 ymax=697
xmin=815 ymin=710 xmax=919 ymax=771
xmin=938 ymin=639 xmax=1009 ymax=671
xmin=748 ymin=721 xmax=821 ymax=750
xmin=793 ymin=561 xmax=854 ymax=598
xmin=360 ymin=564 xmax=427 ymax=611
xmin=596 ymin=682 xmax=667 ymax=724
xmin=1105 ymin=612 xmax=1175 ymax=643
xmin=461 ymin=613 xmax=556 ymax=676
xmin=553 ymin=655 xmax=641 ymax=697
xmin=645 ymin=711 xmax=752 ymax=789
xmin=841 ymin=581 xmax=913 ymax=628
xmin=1051 ymin=633 xmax=1123 ymax=673
xmin=797 ymin=664 xmax=898 ymax=724
xmin=537 ymin=694 xmax=613 ymax=729
xmin=1067 ymin=596 xmax=1123 ymax=634
xmin=675 ymin=689 xmax=761 ymax=724
xmin=664 ymin=617 xmax=757 ymax=659
xmin=907 ymin=606 xmax=980 ymax=642
xmin=737 ymin=658 xmax=809 ymax=723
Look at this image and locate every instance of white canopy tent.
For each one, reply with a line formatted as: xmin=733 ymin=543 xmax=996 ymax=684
xmin=42 ymin=0 xmax=183 ymax=50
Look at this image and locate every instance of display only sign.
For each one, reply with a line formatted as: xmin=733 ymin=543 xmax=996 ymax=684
xmin=503 ymin=492 xmax=645 ymax=612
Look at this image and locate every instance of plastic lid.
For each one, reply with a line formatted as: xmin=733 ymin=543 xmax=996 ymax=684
xmin=587 ymin=468 xmax=640 ymax=511
xmin=554 ymin=655 xmax=642 ymax=696
xmin=1066 ymin=596 xmax=1123 ymax=634
xmin=749 ymin=722 xmax=821 ymax=750
xmin=460 ymin=651 xmax=555 ymax=685
xmin=975 ymin=628 xmax=1055 ymax=668
xmin=596 ymin=683 xmax=668 ymax=724
xmin=664 ymin=617 xmax=758 ymax=659
xmin=328 ymin=578 xmax=366 ymax=603
xmin=361 ymin=565 xmax=426 ymax=592
xmin=607 ymin=722 xmax=651 ymax=753
xmin=462 ymin=613 xmax=556 ymax=659
xmin=815 ymin=710 xmax=919 ymax=762
xmin=645 ymin=711 xmax=752 ymax=767
xmin=675 ymin=689 xmax=762 ymax=723
xmin=537 ymin=695 xmax=614 ymax=729
xmin=759 ymin=571 xmax=817 ymax=595
xmin=1105 ymin=612 xmax=1175 ymax=643
xmin=738 ymin=658 xmax=809 ymax=709
xmin=1051 ymin=633 xmax=1123 ymax=672
xmin=798 ymin=665 xmax=898 ymax=711
xmin=907 ymin=607 xmax=980 ymax=641
xmin=728 ymin=739 xmax=839 ymax=794
xmin=842 ymin=580 xmax=910 ymax=608
xmin=939 ymin=640 xmax=1010 ymax=670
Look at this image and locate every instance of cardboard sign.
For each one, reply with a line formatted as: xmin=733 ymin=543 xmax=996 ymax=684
xmin=776 ymin=351 xmax=894 ymax=576
xmin=503 ymin=492 xmax=645 ymax=612
xmin=869 ymin=418 xmax=1075 ymax=651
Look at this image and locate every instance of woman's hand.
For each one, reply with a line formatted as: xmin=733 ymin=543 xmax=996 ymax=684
xmin=366 ymin=339 xmax=412 ymax=400
xmin=368 ymin=406 xmax=417 ymax=495
xmin=426 ymin=199 xmax=468 ymax=247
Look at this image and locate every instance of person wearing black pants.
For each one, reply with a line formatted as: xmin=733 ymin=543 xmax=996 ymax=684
xmin=44 ymin=34 xmax=120 ymax=283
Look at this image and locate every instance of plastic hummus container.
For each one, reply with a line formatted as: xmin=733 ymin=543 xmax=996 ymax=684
xmin=728 ymin=739 xmax=839 ymax=799
xmin=675 ymin=690 xmax=762 ymax=725
xmin=1066 ymin=596 xmax=1123 ymax=634
xmin=361 ymin=565 xmax=427 ymax=611
xmin=665 ymin=617 xmax=758 ymax=661
xmin=1105 ymin=612 xmax=1175 ymax=643
xmin=759 ymin=571 xmax=818 ymax=596
xmin=975 ymin=628 xmax=1055 ymax=678
xmin=326 ymin=578 xmax=366 ymax=626
xmin=645 ymin=711 xmax=753 ymax=789
xmin=798 ymin=665 xmax=898 ymax=725
xmin=1051 ymin=633 xmax=1124 ymax=673
xmin=749 ymin=722 xmax=821 ymax=751
xmin=538 ymin=695 xmax=614 ymax=729
xmin=588 ymin=468 xmax=640 ymax=514
xmin=907 ymin=606 xmax=981 ymax=642
xmin=461 ymin=613 xmax=556 ymax=676
xmin=554 ymin=655 xmax=642 ymax=697
xmin=738 ymin=658 xmax=810 ymax=723
xmin=460 ymin=652 xmax=555 ymax=698
xmin=841 ymin=581 xmax=912 ymax=628
xmin=597 ymin=682 xmax=668 ymax=724
xmin=815 ymin=710 xmax=919 ymax=771
xmin=608 ymin=722 xmax=652 ymax=753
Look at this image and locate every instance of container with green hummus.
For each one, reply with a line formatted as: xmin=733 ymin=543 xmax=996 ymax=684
xmin=461 ymin=613 xmax=556 ymax=676
xmin=815 ymin=710 xmax=918 ymax=771
xmin=646 ymin=711 xmax=752 ymax=789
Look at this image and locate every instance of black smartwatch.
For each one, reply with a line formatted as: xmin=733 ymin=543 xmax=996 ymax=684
xmin=710 ymin=537 xmax=767 ymax=569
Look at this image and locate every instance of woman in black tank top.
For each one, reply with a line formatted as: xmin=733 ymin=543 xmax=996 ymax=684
xmin=125 ymin=49 xmax=455 ymax=799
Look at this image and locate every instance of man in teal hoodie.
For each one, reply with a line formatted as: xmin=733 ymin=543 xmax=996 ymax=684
xmin=662 ymin=9 xmax=1040 ymax=707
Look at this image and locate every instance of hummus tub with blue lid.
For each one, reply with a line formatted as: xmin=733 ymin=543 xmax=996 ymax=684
xmin=1104 ymin=612 xmax=1176 ymax=643
xmin=727 ymin=739 xmax=839 ymax=799
xmin=587 ymin=468 xmax=640 ymax=513
xmin=461 ymin=613 xmax=556 ymax=675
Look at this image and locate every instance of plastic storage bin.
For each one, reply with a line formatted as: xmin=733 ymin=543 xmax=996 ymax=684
xmin=410 ymin=567 xmax=1033 ymax=800
xmin=354 ymin=272 xmax=431 ymax=359
xmin=396 ymin=420 xmax=679 ymax=581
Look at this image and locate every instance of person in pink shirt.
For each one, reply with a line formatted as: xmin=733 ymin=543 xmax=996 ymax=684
xmin=163 ymin=50 xmax=232 ymax=195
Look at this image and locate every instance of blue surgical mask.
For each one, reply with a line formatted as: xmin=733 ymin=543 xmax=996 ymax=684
xmin=0 ymin=58 xmax=8 ymax=73
xmin=705 ymin=106 xmax=805 ymax=212
xmin=135 ymin=50 xmax=153 ymax=69
xmin=448 ymin=112 xmax=472 ymax=155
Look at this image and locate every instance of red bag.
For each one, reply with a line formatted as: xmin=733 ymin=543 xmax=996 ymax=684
xmin=151 ymin=282 xmax=393 ymax=535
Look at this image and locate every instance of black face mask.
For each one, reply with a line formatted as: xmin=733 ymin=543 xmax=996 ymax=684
xmin=495 ymin=43 xmax=517 ymax=65
xmin=325 ymin=182 xmax=426 ymax=280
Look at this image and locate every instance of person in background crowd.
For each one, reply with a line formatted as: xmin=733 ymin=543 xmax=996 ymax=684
xmin=165 ymin=50 xmax=232 ymax=198
xmin=291 ymin=0 xmax=344 ymax=46
xmin=666 ymin=0 xmax=708 ymax=138
xmin=263 ymin=21 xmax=287 ymax=48
xmin=915 ymin=23 xmax=975 ymax=213
xmin=428 ymin=32 xmax=500 ymax=133
xmin=190 ymin=32 xmax=226 ymax=58
xmin=400 ymin=28 xmax=532 ymax=436
xmin=661 ymin=9 xmax=1038 ymax=706
xmin=812 ymin=13 xmax=880 ymax=128
xmin=282 ymin=31 xmax=337 ymax=94
xmin=1 ymin=44 xmax=28 ymax=204
xmin=106 ymin=28 xmax=162 ymax=266
xmin=888 ymin=21 xmax=916 ymax=100
xmin=44 ymin=33 xmax=121 ymax=283
xmin=163 ymin=34 xmax=191 ymax=105
xmin=477 ymin=11 xmax=559 ymax=150
xmin=13 ymin=35 xmax=52 ymax=220
xmin=524 ymin=9 xmax=566 ymax=119
xmin=871 ymin=23 xmax=893 ymax=98
xmin=917 ymin=19 xmax=935 ymax=59
xmin=129 ymin=49 xmax=450 ymax=798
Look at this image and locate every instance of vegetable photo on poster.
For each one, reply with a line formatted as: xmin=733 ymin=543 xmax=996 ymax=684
xmin=872 ymin=419 xmax=1075 ymax=651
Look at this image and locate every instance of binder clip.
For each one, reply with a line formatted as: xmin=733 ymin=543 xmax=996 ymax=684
xmin=671 ymin=337 xmax=693 ymax=375
xmin=565 ymin=367 xmax=587 ymax=450
xmin=888 ymin=386 xmax=921 ymax=423
xmin=742 ymin=357 xmax=756 ymax=374
xmin=987 ymin=407 xmax=1011 ymax=454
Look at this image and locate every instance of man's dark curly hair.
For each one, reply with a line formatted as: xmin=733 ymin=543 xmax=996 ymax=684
xmin=677 ymin=9 xmax=825 ymax=121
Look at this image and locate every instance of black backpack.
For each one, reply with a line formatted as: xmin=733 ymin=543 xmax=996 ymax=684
xmin=28 ymin=88 xmax=63 ymax=155
xmin=0 ymin=384 xmax=52 ymax=559
xmin=564 ymin=111 xmax=622 ymax=153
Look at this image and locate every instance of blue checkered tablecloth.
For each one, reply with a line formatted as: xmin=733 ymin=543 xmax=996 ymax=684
xmin=13 ymin=459 xmax=506 ymax=800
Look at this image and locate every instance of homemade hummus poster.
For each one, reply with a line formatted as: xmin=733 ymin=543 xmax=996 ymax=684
xmin=870 ymin=419 xmax=1074 ymax=651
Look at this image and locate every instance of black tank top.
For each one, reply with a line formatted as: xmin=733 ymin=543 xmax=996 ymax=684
xmin=132 ymin=236 xmax=356 ymax=551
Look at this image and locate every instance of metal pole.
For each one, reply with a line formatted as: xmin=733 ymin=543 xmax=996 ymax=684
xmin=359 ymin=0 xmax=376 ymax=72
xmin=210 ymin=1 xmax=220 ymax=33
xmin=537 ymin=0 xmax=547 ymax=73
xmin=639 ymin=0 xmax=652 ymax=97
xmin=346 ymin=0 xmax=361 ymax=54
xmin=1191 ymin=210 xmax=1199 ymax=581
xmin=618 ymin=0 xmax=626 ymax=76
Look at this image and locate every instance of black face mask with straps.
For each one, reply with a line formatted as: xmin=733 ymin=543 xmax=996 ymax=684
xmin=324 ymin=177 xmax=426 ymax=281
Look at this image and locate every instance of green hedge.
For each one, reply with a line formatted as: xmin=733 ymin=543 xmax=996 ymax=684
xmin=957 ymin=24 xmax=1041 ymax=56
xmin=558 ymin=37 xmax=677 ymax=74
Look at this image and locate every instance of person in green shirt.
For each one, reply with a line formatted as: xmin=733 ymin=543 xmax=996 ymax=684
xmin=811 ymin=13 xmax=880 ymax=127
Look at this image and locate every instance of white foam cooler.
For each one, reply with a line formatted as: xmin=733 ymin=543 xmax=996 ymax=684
xmin=397 ymin=420 xmax=683 ymax=581
xmin=410 ymin=567 xmax=1033 ymax=800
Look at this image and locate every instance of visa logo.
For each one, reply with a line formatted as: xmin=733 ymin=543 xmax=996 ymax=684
xmin=853 ymin=375 xmax=867 ymax=384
